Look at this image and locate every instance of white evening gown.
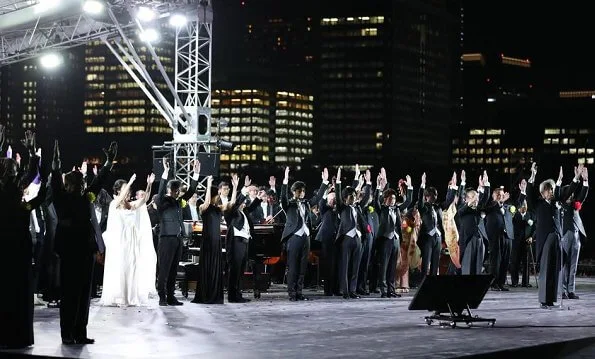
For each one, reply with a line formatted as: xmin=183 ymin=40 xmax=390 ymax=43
xmin=100 ymin=202 xmax=157 ymax=306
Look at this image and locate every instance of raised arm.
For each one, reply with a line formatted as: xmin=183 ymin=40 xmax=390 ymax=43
xmin=308 ymin=167 xmax=330 ymax=207
xmin=88 ymin=141 xmax=117 ymax=196
xmin=417 ymin=172 xmax=426 ymax=210
xmin=576 ymin=167 xmax=589 ymax=203
xmin=526 ymin=162 xmax=538 ymax=209
xmin=155 ymin=157 xmax=169 ymax=209
xmin=131 ymin=173 xmax=155 ymax=209
xmin=222 ymin=173 xmax=239 ymax=212
xmin=335 ymin=167 xmax=345 ymax=210
xmin=398 ymin=174 xmax=413 ymax=211
xmin=114 ymin=174 xmax=136 ymax=208
xmin=199 ymin=176 xmax=213 ymax=214
xmin=280 ymin=166 xmax=290 ymax=211
xmin=181 ymin=159 xmax=201 ymax=201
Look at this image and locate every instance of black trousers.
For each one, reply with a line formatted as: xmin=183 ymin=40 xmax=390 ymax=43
xmin=510 ymin=239 xmax=529 ymax=286
xmin=489 ymin=234 xmax=512 ymax=286
xmin=320 ymin=236 xmax=338 ymax=295
xmin=59 ymin=253 xmax=94 ymax=341
xmin=377 ymin=236 xmax=399 ymax=294
xmin=286 ymin=234 xmax=310 ymax=297
xmin=357 ymin=233 xmax=374 ymax=293
xmin=227 ymin=236 xmax=248 ymax=300
xmin=157 ymin=235 xmax=183 ymax=299
xmin=420 ymin=233 xmax=441 ymax=276
xmin=339 ymin=234 xmax=362 ymax=295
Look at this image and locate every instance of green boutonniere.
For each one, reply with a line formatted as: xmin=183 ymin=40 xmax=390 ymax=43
xmin=87 ymin=192 xmax=96 ymax=203
xmin=509 ymin=205 xmax=516 ymax=214
xmin=368 ymin=206 xmax=374 ymax=214
xmin=180 ymin=199 xmax=187 ymax=208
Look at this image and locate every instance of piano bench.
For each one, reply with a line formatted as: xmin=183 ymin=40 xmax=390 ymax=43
xmin=177 ymin=262 xmax=200 ymax=298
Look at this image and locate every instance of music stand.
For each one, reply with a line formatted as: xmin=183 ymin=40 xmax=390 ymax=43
xmin=408 ymin=275 xmax=496 ymax=328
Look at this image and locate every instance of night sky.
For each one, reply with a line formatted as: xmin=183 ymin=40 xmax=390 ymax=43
xmin=463 ymin=2 xmax=594 ymax=91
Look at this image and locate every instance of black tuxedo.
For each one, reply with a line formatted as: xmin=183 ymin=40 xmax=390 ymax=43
xmin=50 ymin=165 xmax=109 ymax=342
xmin=510 ymin=210 xmax=536 ymax=286
xmin=155 ymin=176 xmax=198 ymax=301
xmin=280 ymin=181 xmax=327 ymax=298
xmin=484 ymin=191 xmax=525 ymax=287
xmin=374 ymin=187 xmax=412 ymax=295
xmin=335 ymin=182 xmax=371 ymax=296
xmin=315 ymin=198 xmax=340 ymax=295
xmin=224 ymin=193 xmax=260 ymax=301
xmin=417 ymin=186 xmax=457 ymax=276
xmin=527 ymin=180 xmax=578 ymax=304
xmin=456 ymin=185 xmax=490 ymax=275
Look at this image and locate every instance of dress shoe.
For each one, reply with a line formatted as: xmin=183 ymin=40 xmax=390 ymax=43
xmin=228 ymin=297 xmax=251 ymax=303
xmin=380 ymin=293 xmax=388 ymax=298
xmin=498 ymin=285 xmax=509 ymax=291
xmin=356 ymin=290 xmax=370 ymax=296
xmin=62 ymin=338 xmax=76 ymax=345
xmin=167 ymin=298 xmax=183 ymax=306
xmin=490 ymin=286 xmax=501 ymax=291
xmin=568 ymin=292 xmax=579 ymax=299
xmin=159 ymin=299 xmax=168 ymax=306
xmin=75 ymin=338 xmax=95 ymax=345
xmin=388 ymin=292 xmax=401 ymax=298
xmin=349 ymin=292 xmax=360 ymax=299
xmin=296 ymin=294 xmax=308 ymax=301
xmin=521 ymin=283 xmax=532 ymax=288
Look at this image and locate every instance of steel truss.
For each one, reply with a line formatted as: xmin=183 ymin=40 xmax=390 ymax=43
xmin=0 ymin=0 xmax=218 ymax=194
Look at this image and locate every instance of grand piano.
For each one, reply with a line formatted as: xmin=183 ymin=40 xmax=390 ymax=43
xmin=182 ymin=221 xmax=285 ymax=297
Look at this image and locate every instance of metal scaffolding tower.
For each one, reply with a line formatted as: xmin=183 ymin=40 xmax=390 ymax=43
xmin=0 ymin=0 xmax=218 ymax=199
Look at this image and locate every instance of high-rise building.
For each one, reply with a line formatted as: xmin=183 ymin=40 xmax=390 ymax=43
xmin=82 ymin=32 xmax=174 ymax=166
xmin=212 ymin=88 xmax=314 ymax=174
xmin=0 ymin=49 xmax=85 ymax=163
xmin=316 ymin=0 xmax=460 ymax=172
xmin=453 ymin=53 xmax=537 ymax=176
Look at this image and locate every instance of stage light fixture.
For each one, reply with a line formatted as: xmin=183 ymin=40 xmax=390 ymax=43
xmin=35 ymin=0 xmax=60 ymax=13
xmin=136 ymin=6 xmax=156 ymax=22
xmin=169 ymin=14 xmax=187 ymax=27
xmin=83 ymin=0 xmax=104 ymax=14
xmin=39 ymin=53 xmax=63 ymax=69
xmin=218 ymin=139 xmax=235 ymax=152
xmin=139 ymin=28 xmax=159 ymax=43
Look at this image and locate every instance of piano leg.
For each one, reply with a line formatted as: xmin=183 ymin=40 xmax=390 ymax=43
xmin=253 ymin=256 xmax=265 ymax=299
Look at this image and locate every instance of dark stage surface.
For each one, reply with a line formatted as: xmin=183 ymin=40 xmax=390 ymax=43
xmin=3 ymin=278 xmax=595 ymax=358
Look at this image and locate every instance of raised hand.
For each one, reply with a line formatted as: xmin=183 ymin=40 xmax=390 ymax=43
xmin=450 ymin=171 xmax=457 ymax=187
xmin=21 ymin=130 xmax=36 ymax=155
xmin=582 ymin=166 xmax=588 ymax=181
xmin=231 ymin=173 xmax=239 ymax=188
xmin=421 ymin=172 xmax=426 ymax=186
xmin=558 ymin=166 xmax=564 ymax=183
xmin=244 ymin=175 xmax=251 ymax=187
xmin=380 ymin=167 xmax=387 ymax=180
xmin=162 ymin=157 xmax=170 ymax=173
xmin=406 ymin=174 xmax=412 ymax=187
xmin=531 ymin=162 xmax=537 ymax=176
xmin=52 ymin=140 xmax=61 ymax=171
xmin=80 ymin=161 xmax=88 ymax=176
xmin=354 ymin=164 xmax=360 ymax=180
xmin=364 ymin=169 xmax=371 ymax=183
xmin=93 ymin=165 xmax=98 ymax=176
xmin=337 ymin=167 xmax=342 ymax=181
xmin=574 ymin=164 xmax=584 ymax=181
xmin=193 ymin=159 xmax=201 ymax=175
xmin=15 ymin=152 xmax=21 ymax=166
xmin=147 ymin=173 xmax=155 ymax=184
xmin=103 ymin=141 xmax=118 ymax=162
xmin=269 ymin=176 xmax=276 ymax=188
xmin=207 ymin=175 xmax=213 ymax=187
xmin=284 ymin=166 xmax=290 ymax=182
xmin=376 ymin=173 xmax=382 ymax=188
xmin=129 ymin=173 xmax=137 ymax=184
xmin=478 ymin=175 xmax=484 ymax=187
xmin=460 ymin=170 xmax=466 ymax=183
xmin=322 ymin=167 xmax=329 ymax=182
xmin=503 ymin=192 xmax=510 ymax=202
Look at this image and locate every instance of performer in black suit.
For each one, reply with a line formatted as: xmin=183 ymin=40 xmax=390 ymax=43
xmin=0 ymin=129 xmax=44 ymax=349
xmin=560 ymin=166 xmax=588 ymax=299
xmin=510 ymin=199 xmax=536 ymax=287
xmin=457 ymin=170 xmax=490 ymax=275
xmin=526 ymin=163 xmax=580 ymax=308
xmin=484 ymin=180 xmax=526 ymax=290
xmin=315 ymin=187 xmax=340 ymax=296
xmin=156 ymin=157 xmax=200 ymax=306
xmin=224 ymin=175 xmax=261 ymax=303
xmin=334 ymin=167 xmax=371 ymax=299
xmin=280 ymin=166 xmax=329 ymax=301
xmin=374 ymin=170 xmax=412 ymax=297
xmin=51 ymin=140 xmax=116 ymax=345
xmin=417 ymin=172 xmax=457 ymax=276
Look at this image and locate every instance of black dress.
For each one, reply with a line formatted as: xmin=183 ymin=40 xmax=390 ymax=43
xmin=193 ymin=204 xmax=224 ymax=304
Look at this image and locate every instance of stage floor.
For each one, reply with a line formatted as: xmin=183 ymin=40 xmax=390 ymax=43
xmin=3 ymin=277 xmax=595 ymax=359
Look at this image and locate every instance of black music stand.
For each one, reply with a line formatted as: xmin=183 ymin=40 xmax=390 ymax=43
xmin=408 ymin=275 xmax=496 ymax=328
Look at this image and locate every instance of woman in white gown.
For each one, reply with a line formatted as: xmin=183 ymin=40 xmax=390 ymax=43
xmin=100 ymin=173 xmax=157 ymax=307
